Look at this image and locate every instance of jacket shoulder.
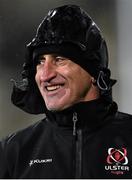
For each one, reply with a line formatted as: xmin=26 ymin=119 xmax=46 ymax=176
xmin=0 ymin=118 xmax=49 ymax=178
xmin=111 ymin=111 xmax=132 ymax=130
xmin=0 ymin=118 xmax=47 ymax=148
xmin=115 ymin=111 xmax=132 ymax=122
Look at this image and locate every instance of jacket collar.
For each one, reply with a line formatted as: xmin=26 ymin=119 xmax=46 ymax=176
xmin=45 ymin=98 xmax=118 ymax=131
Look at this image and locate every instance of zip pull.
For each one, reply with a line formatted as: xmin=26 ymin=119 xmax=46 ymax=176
xmin=73 ymin=112 xmax=78 ymax=136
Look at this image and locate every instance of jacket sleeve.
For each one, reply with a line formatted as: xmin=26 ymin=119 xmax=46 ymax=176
xmin=0 ymin=139 xmax=10 ymax=178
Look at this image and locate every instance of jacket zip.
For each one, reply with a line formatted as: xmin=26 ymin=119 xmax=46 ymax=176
xmin=72 ymin=112 xmax=82 ymax=178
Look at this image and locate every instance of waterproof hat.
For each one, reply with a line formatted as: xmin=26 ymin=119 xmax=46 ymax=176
xmin=11 ymin=4 xmax=116 ymax=114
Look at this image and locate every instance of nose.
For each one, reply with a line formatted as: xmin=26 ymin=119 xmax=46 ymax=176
xmin=39 ymin=55 xmax=57 ymax=82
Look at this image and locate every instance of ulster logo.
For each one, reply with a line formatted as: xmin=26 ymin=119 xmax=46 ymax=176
xmin=107 ymin=148 xmax=128 ymax=165
xmin=105 ymin=148 xmax=129 ymax=175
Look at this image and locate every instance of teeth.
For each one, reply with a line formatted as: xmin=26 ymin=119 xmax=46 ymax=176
xmin=46 ymin=85 xmax=61 ymax=91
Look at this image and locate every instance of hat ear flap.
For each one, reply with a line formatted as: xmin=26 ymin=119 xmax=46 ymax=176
xmin=11 ymin=80 xmax=45 ymax=114
xmin=11 ymin=47 xmax=46 ymax=114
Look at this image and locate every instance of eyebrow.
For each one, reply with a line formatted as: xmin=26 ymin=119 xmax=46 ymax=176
xmin=38 ymin=54 xmax=67 ymax=59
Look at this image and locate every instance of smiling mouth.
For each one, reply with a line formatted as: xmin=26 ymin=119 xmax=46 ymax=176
xmin=46 ymin=85 xmax=63 ymax=92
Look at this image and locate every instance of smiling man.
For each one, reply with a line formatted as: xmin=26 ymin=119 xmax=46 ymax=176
xmin=0 ymin=4 xmax=132 ymax=179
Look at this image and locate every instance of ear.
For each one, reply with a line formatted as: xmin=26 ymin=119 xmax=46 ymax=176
xmin=91 ymin=77 xmax=96 ymax=85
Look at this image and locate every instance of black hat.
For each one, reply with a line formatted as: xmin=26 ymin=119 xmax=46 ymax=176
xmin=11 ymin=4 xmax=116 ymax=114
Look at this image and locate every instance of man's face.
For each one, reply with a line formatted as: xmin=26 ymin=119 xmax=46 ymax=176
xmin=35 ymin=54 xmax=99 ymax=111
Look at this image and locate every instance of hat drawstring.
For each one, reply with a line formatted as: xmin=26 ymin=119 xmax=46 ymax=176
xmin=97 ymin=71 xmax=109 ymax=91
xmin=10 ymin=78 xmax=29 ymax=91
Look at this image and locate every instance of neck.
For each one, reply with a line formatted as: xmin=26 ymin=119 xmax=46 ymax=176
xmin=83 ymin=84 xmax=100 ymax=102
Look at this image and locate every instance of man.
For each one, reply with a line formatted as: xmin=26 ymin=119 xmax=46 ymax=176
xmin=0 ymin=4 xmax=132 ymax=179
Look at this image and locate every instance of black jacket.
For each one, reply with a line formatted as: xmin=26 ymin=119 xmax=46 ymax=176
xmin=0 ymin=98 xmax=132 ymax=179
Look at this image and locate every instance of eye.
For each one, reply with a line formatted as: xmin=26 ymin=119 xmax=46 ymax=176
xmin=37 ymin=56 xmax=46 ymax=65
xmin=55 ymin=56 xmax=68 ymax=65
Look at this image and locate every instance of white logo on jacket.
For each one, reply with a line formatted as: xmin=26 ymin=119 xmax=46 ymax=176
xmin=29 ymin=158 xmax=52 ymax=166
xmin=105 ymin=147 xmax=130 ymax=175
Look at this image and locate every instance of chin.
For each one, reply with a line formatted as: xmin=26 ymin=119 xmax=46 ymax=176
xmin=46 ymin=103 xmax=68 ymax=112
xmin=46 ymin=104 xmax=61 ymax=112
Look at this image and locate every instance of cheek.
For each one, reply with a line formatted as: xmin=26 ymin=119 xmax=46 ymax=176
xmin=71 ymin=71 xmax=92 ymax=95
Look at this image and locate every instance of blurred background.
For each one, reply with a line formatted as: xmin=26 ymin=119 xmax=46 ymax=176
xmin=0 ymin=0 xmax=132 ymax=138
